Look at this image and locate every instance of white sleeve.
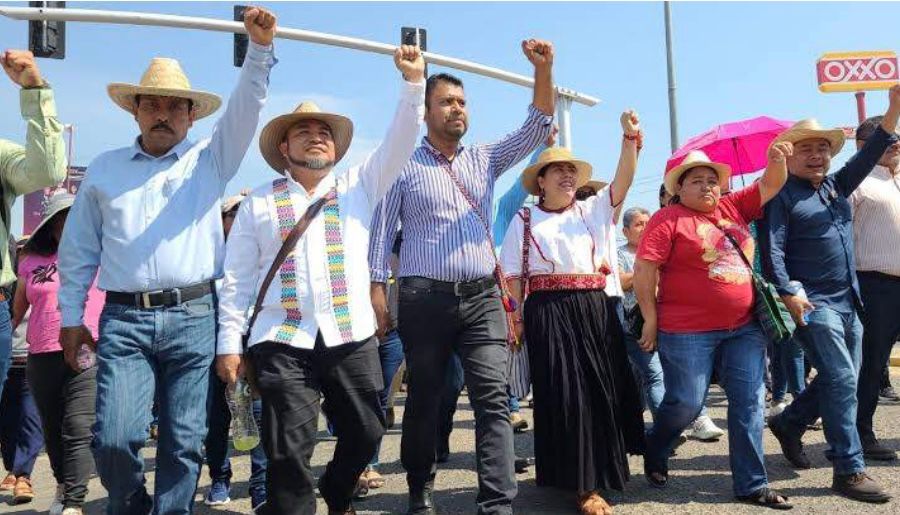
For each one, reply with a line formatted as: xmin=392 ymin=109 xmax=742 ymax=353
xmin=217 ymin=196 xmax=262 ymax=355
xmin=584 ymin=185 xmax=615 ymax=228
xmin=499 ymin=212 xmax=526 ymax=278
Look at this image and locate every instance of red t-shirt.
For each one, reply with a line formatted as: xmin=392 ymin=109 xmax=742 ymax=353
xmin=637 ymin=183 xmax=763 ymax=333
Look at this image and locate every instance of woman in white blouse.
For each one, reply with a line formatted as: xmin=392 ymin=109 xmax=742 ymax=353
xmin=499 ymin=111 xmax=642 ymax=515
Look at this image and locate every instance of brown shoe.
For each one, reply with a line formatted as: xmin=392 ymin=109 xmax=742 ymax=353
xmin=832 ymin=472 xmax=892 ymax=503
xmin=0 ymin=473 xmax=15 ymax=491
xmin=510 ymin=412 xmax=529 ymax=433
xmin=12 ymin=476 xmax=34 ymax=504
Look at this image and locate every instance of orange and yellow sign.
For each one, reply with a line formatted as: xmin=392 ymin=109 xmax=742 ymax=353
xmin=817 ymin=51 xmax=899 ymax=93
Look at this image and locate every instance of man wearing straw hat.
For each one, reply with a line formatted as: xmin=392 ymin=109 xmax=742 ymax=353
xmin=215 ymin=44 xmax=425 ymax=515
xmin=761 ymin=85 xmax=900 ymax=504
xmin=57 ymin=7 xmax=277 ymax=513
xmin=369 ymin=39 xmax=555 ymax=515
xmin=0 ymin=49 xmax=67 ymax=402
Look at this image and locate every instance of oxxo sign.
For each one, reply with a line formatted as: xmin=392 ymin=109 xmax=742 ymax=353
xmin=817 ymin=51 xmax=899 ymax=93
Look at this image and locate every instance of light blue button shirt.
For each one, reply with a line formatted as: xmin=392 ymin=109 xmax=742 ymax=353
xmin=59 ymin=42 xmax=276 ymax=327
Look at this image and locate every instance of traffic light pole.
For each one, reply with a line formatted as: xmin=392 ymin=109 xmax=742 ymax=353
xmin=0 ymin=5 xmax=600 ymax=109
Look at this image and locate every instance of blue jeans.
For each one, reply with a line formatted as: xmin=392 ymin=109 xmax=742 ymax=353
xmin=0 ymin=300 xmax=11 ymax=401
xmin=0 ymin=367 xmax=43 ymax=477
xmin=369 ymin=330 xmax=405 ymax=468
xmin=646 ymin=321 xmax=768 ymax=496
xmin=92 ymin=293 xmax=216 ymax=514
xmin=206 ymin=374 xmax=267 ymax=497
xmin=777 ymin=307 xmax=865 ymax=475
xmin=770 ymin=337 xmax=806 ymax=402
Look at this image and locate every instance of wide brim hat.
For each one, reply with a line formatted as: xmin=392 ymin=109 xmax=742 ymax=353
xmin=31 ymin=192 xmax=75 ymax=241
xmin=664 ymin=150 xmax=732 ymax=195
xmin=107 ymin=57 xmax=222 ymax=120
xmin=259 ymin=101 xmax=354 ymax=173
xmin=221 ymin=193 xmax=246 ymax=214
xmin=773 ymin=118 xmax=846 ymax=157
xmin=522 ymin=147 xmax=593 ymax=195
xmin=583 ymin=179 xmax=608 ymax=192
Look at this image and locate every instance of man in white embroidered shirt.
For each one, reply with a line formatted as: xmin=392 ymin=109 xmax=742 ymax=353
xmin=57 ymin=8 xmax=277 ymax=514
xmin=215 ymin=46 xmax=425 ymax=515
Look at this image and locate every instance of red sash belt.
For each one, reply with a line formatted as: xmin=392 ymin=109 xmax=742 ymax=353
xmin=528 ymin=273 xmax=607 ymax=292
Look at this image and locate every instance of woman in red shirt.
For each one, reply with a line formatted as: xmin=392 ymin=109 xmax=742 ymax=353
xmin=633 ymin=146 xmax=792 ymax=510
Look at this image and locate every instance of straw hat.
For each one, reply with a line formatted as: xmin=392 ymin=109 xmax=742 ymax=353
xmin=521 ymin=147 xmax=592 ymax=195
xmin=583 ymin=180 xmax=608 ymax=192
xmin=773 ymin=118 xmax=845 ymax=157
xmin=107 ymin=58 xmax=222 ymax=120
xmin=258 ymin=102 xmax=354 ymax=173
xmin=664 ymin=150 xmax=732 ymax=195
xmin=31 ymin=192 xmax=75 ymax=241
xmin=221 ymin=193 xmax=246 ymax=214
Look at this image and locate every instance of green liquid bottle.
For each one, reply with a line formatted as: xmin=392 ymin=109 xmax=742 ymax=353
xmin=226 ymin=379 xmax=260 ymax=451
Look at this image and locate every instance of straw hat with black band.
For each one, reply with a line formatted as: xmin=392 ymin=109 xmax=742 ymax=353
xmin=772 ymin=118 xmax=846 ymax=157
xmin=663 ymin=150 xmax=732 ymax=196
xmin=107 ymin=58 xmax=222 ymax=120
xmin=258 ymin=102 xmax=354 ymax=173
xmin=521 ymin=147 xmax=593 ymax=196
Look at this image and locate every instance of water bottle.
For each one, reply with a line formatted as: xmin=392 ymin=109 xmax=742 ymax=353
xmin=226 ymin=378 xmax=260 ymax=451
xmin=76 ymin=344 xmax=96 ymax=371
xmin=788 ymin=280 xmax=811 ymax=323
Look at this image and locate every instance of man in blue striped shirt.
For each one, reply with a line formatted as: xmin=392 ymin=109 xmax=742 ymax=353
xmin=369 ymin=39 xmax=555 ymax=515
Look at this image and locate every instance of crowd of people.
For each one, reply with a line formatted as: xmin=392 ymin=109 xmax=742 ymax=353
xmin=1 ymin=5 xmax=899 ymax=515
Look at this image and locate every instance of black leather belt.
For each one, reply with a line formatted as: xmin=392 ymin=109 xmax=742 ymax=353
xmin=106 ymin=282 xmax=213 ymax=309
xmin=400 ymin=276 xmax=496 ymax=297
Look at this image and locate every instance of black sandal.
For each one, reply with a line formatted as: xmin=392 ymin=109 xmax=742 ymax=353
xmin=736 ymin=487 xmax=793 ymax=510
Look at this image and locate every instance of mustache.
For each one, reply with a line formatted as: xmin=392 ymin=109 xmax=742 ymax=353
xmin=151 ymin=123 xmax=174 ymax=133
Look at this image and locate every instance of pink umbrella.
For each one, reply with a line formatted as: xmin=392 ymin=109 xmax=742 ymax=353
xmin=665 ymin=116 xmax=794 ymax=176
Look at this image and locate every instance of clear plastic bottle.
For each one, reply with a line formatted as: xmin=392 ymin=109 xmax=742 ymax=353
xmin=788 ymin=280 xmax=811 ymax=323
xmin=76 ymin=344 xmax=96 ymax=371
xmin=226 ymin=378 xmax=260 ymax=451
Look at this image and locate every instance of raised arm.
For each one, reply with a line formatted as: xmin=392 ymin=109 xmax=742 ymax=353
xmin=610 ymin=110 xmax=642 ymax=207
xmin=758 ymin=142 xmax=791 ymax=206
xmin=835 ymin=85 xmax=900 ymax=196
xmin=358 ymin=46 xmax=426 ymax=207
xmin=208 ymin=7 xmax=277 ymax=188
xmin=0 ymin=50 xmax=67 ymax=196
xmin=485 ymin=40 xmax=555 ymax=177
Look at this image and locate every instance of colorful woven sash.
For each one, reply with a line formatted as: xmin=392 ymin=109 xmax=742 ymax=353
xmin=271 ymin=178 xmax=353 ymax=343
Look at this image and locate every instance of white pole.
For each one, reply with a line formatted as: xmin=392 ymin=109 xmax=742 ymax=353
xmin=557 ymin=96 xmax=573 ymax=150
xmin=0 ymin=5 xmax=600 ymax=107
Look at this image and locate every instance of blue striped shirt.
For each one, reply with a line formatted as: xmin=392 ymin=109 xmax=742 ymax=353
xmin=370 ymin=105 xmax=553 ymax=282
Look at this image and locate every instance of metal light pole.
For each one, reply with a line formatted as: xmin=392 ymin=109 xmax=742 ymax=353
xmin=664 ymin=1 xmax=679 ymax=153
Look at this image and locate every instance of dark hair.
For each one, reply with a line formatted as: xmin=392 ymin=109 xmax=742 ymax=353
xmin=857 ymin=115 xmax=884 ymax=142
xmin=425 ymin=73 xmax=464 ymax=109
xmin=658 ymin=183 xmax=667 ymax=199
xmin=24 ymin=211 xmax=66 ymax=257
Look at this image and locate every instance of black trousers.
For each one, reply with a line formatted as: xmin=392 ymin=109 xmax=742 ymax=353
xmin=26 ymin=351 xmax=97 ymax=507
xmin=398 ymin=279 xmax=515 ymax=515
xmin=856 ymin=271 xmax=900 ymax=444
xmin=249 ymin=335 xmax=384 ymax=515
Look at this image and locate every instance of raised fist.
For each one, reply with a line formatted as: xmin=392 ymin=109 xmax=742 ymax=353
xmin=1 ymin=50 xmax=44 ymax=88
xmin=768 ymin=141 xmax=793 ymax=164
xmin=394 ymin=44 xmax=426 ymax=84
xmin=243 ymin=6 xmax=277 ymax=47
xmin=888 ymin=84 xmax=900 ymax=110
xmin=620 ymin=109 xmax=640 ymax=136
xmin=522 ymin=39 xmax=554 ymax=69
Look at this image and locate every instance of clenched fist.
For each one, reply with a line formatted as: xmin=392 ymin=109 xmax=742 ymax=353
xmin=768 ymin=141 xmax=793 ymax=164
xmin=394 ymin=44 xmax=426 ymax=84
xmin=1 ymin=49 xmax=44 ymax=88
xmin=522 ymin=39 xmax=554 ymax=69
xmin=243 ymin=6 xmax=277 ymax=47
xmin=620 ymin=109 xmax=641 ymax=136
